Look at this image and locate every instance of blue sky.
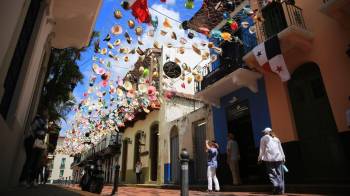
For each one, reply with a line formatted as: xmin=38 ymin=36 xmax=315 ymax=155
xmin=59 ymin=0 xmax=205 ymax=135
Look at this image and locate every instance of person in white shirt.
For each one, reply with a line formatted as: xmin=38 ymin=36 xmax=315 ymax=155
xmin=135 ymin=160 xmax=142 ymax=184
xmin=227 ymin=133 xmax=241 ymax=185
xmin=258 ymin=127 xmax=286 ymax=195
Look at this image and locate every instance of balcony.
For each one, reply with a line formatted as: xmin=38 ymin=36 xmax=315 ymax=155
xmin=79 ymin=133 xmax=119 ymax=164
xmin=243 ymin=1 xmax=313 ymax=69
xmin=50 ymin=0 xmax=102 ymax=49
xmin=320 ymin=0 xmax=350 ymax=29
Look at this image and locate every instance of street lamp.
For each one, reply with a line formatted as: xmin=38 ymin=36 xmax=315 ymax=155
xmin=111 ymin=129 xmax=123 ymax=196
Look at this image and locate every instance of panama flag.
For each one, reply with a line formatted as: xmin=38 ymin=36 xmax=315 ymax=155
xmin=122 ymin=0 xmax=151 ymax=23
xmin=253 ymin=35 xmax=290 ymax=82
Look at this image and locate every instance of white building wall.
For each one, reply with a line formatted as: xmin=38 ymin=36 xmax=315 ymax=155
xmin=49 ymin=154 xmax=74 ymax=182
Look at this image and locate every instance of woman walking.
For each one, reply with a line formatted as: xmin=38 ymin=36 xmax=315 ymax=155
xmin=258 ymin=127 xmax=286 ymax=195
xmin=206 ymin=140 xmax=220 ymax=192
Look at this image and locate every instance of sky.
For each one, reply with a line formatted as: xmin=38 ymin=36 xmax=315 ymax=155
xmin=59 ymin=0 xmax=207 ymax=136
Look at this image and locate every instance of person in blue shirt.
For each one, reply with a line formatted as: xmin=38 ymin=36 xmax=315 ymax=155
xmin=206 ymin=140 xmax=220 ymax=192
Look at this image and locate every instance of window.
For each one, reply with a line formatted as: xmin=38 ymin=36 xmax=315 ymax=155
xmin=60 ymin=158 xmax=66 ymax=169
xmin=0 ymin=0 xmax=43 ymax=118
xmin=59 ymin=170 xmax=64 ymax=177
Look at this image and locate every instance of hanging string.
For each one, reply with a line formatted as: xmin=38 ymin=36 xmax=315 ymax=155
xmin=148 ymin=7 xmax=182 ymax=24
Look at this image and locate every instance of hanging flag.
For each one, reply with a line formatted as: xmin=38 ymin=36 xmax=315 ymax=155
xmin=253 ymin=35 xmax=290 ymax=81
xmin=122 ymin=0 xmax=151 ymax=23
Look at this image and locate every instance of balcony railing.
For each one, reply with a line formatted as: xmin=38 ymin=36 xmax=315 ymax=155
xmin=255 ymin=1 xmax=307 ymax=43
xmin=79 ymin=133 xmax=119 ymax=163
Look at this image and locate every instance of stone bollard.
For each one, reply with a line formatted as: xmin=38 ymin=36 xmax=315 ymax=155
xmin=180 ymin=148 xmax=189 ymax=196
xmin=111 ymin=165 xmax=120 ymax=196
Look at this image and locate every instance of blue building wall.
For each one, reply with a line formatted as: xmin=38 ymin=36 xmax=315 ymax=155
xmin=212 ymin=79 xmax=271 ymax=153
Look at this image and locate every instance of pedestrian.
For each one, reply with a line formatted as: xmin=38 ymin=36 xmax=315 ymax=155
xmin=20 ymin=109 xmax=48 ymax=188
xmin=206 ymin=140 xmax=220 ymax=192
xmin=227 ymin=133 xmax=241 ymax=185
xmin=135 ymin=160 xmax=142 ymax=184
xmin=258 ymin=127 xmax=286 ymax=195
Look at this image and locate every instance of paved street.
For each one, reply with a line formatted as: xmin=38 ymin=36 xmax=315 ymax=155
xmin=0 ymin=184 xmax=335 ymax=196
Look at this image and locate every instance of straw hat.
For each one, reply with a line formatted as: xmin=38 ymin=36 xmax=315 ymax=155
xmin=113 ymin=39 xmax=121 ymax=46
xmin=100 ymin=48 xmax=107 ymax=55
xmin=194 ymin=74 xmax=203 ymax=82
xmin=128 ymin=20 xmax=135 ymax=28
xmin=107 ymin=42 xmax=114 ymax=49
xmin=160 ymin=30 xmax=168 ymax=36
xmin=171 ymin=32 xmax=177 ymax=40
xmin=135 ymin=26 xmax=143 ymax=36
xmin=192 ymin=44 xmax=201 ymax=55
xmin=111 ymin=25 xmax=123 ymax=35
xmin=163 ymin=18 xmax=172 ymax=28
xmin=114 ymin=10 xmax=122 ymax=19
xmin=178 ymin=47 xmax=185 ymax=54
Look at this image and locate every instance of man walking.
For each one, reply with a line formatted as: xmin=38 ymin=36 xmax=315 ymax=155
xmin=227 ymin=133 xmax=241 ymax=185
xmin=258 ymin=127 xmax=286 ymax=195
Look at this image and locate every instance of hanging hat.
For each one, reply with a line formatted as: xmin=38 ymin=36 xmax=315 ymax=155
xmin=100 ymin=48 xmax=107 ymax=55
xmin=136 ymin=47 xmax=145 ymax=55
xmin=210 ymin=29 xmax=222 ymax=39
xmin=137 ymin=37 xmax=144 ymax=45
xmin=221 ymin=32 xmax=232 ymax=41
xmin=127 ymin=89 xmax=136 ymax=98
xmin=128 ymin=20 xmax=135 ymax=28
xmin=180 ymin=74 xmax=185 ymax=81
xmin=160 ymin=30 xmax=168 ymax=36
xmin=139 ymin=66 xmax=145 ymax=74
xmin=143 ymin=68 xmax=150 ymax=77
xmin=163 ymin=18 xmax=172 ymax=28
xmin=207 ymin=42 xmax=214 ymax=48
xmin=198 ymin=27 xmax=210 ymax=36
xmin=164 ymin=91 xmax=175 ymax=100
xmin=124 ymin=56 xmax=129 ymax=62
xmin=202 ymin=52 xmax=210 ymax=60
xmin=181 ymin=82 xmax=186 ymax=88
xmin=241 ymin=21 xmax=250 ymax=28
xmin=230 ymin=21 xmax=239 ymax=31
xmin=174 ymin=57 xmax=181 ymax=65
xmin=125 ymin=32 xmax=132 ymax=44
xmin=114 ymin=10 xmax=122 ymax=19
xmin=249 ymin=25 xmax=256 ymax=34
xmin=192 ymin=69 xmax=199 ymax=76
xmin=187 ymin=76 xmax=193 ymax=84
xmin=182 ymin=63 xmax=189 ymax=71
xmin=147 ymin=30 xmax=155 ymax=37
xmin=138 ymin=83 xmax=147 ymax=93
xmin=185 ymin=0 xmax=195 ymax=9
xmin=151 ymin=16 xmax=159 ymax=29
xmin=152 ymin=71 xmax=159 ymax=78
xmin=123 ymin=81 xmax=133 ymax=91
xmin=111 ymin=25 xmax=123 ymax=35
xmin=103 ymin=34 xmax=111 ymax=42
xmin=170 ymin=32 xmax=177 ymax=40
xmin=181 ymin=21 xmax=189 ymax=30
xmin=180 ymin=37 xmax=187 ymax=45
xmin=192 ymin=44 xmax=201 ymax=55
xmin=188 ymin=31 xmax=194 ymax=39
xmin=135 ymin=26 xmax=143 ymax=36
xmin=129 ymin=48 xmax=136 ymax=54
xmin=153 ymin=41 xmax=160 ymax=49
xmin=107 ymin=42 xmax=114 ymax=49
xmin=121 ymin=1 xmax=131 ymax=10
xmin=113 ymin=39 xmax=121 ymax=46
xmin=178 ymin=47 xmax=185 ymax=54
xmin=167 ymin=43 xmax=173 ymax=48
xmin=194 ymin=74 xmax=203 ymax=82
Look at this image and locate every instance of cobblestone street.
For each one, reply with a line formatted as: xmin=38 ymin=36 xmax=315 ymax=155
xmin=1 ymin=185 xmax=337 ymax=196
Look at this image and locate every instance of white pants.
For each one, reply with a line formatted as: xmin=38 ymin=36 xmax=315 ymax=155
xmin=207 ymin=166 xmax=220 ymax=191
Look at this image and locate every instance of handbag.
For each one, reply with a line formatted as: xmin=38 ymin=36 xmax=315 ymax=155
xmin=33 ymin=138 xmax=46 ymax=149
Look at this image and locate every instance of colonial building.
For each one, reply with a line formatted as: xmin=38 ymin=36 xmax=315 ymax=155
xmin=189 ymin=0 xmax=350 ymax=184
xmin=49 ymin=137 xmax=74 ymax=183
xmin=0 ymin=0 xmax=101 ymax=190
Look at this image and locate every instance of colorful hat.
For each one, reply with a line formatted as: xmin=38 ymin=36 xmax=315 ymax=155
xmin=128 ymin=20 xmax=135 ymax=28
xmin=114 ymin=10 xmax=122 ymax=19
xmin=135 ymin=26 xmax=143 ymax=36
xmin=114 ymin=39 xmax=121 ymax=46
xmin=163 ymin=18 xmax=172 ymax=28
xmin=111 ymin=25 xmax=123 ymax=35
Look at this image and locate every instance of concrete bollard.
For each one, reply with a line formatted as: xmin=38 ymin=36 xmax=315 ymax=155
xmin=180 ymin=148 xmax=189 ymax=196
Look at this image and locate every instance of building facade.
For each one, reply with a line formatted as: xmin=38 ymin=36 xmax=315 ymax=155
xmin=0 ymin=0 xmax=101 ymax=190
xmin=189 ymin=0 xmax=350 ymax=184
xmin=49 ymin=137 xmax=75 ymax=183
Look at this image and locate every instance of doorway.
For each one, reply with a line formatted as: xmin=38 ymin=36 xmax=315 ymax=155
xmin=121 ymin=139 xmax=129 ymax=181
xmin=226 ymin=100 xmax=265 ymax=184
xmin=150 ymin=124 xmax=159 ymax=182
xmin=288 ymin=63 xmax=348 ymax=182
xmin=170 ymin=126 xmax=179 ymax=184
xmin=193 ymin=120 xmax=207 ymax=183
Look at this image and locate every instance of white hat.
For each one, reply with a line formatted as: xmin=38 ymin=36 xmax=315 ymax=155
xmin=262 ymin=127 xmax=272 ymax=134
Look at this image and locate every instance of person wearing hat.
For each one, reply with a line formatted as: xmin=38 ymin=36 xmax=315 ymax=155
xmin=205 ymin=139 xmax=220 ymax=192
xmin=258 ymin=127 xmax=286 ymax=195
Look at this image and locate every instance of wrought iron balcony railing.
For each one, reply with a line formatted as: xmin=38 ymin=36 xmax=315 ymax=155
xmin=255 ymin=1 xmax=307 ymax=43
